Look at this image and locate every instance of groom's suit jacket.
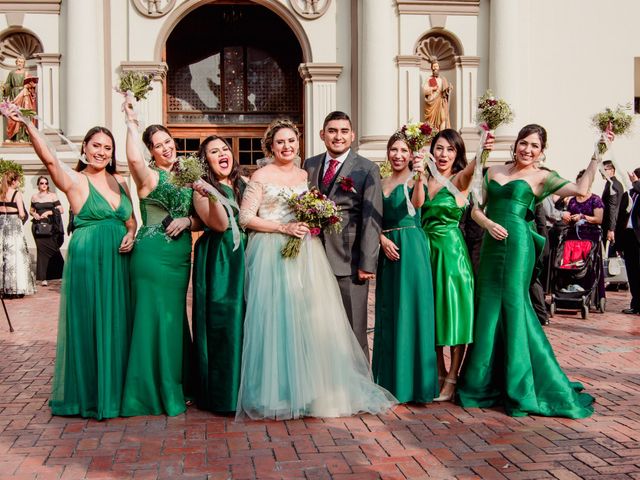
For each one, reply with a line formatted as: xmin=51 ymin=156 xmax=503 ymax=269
xmin=304 ymin=150 xmax=382 ymax=276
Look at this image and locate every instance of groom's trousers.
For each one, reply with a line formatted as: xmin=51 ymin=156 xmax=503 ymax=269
xmin=336 ymin=274 xmax=370 ymax=360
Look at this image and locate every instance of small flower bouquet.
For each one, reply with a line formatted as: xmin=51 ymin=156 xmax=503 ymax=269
xmin=591 ymin=104 xmax=634 ymax=156
xmin=0 ymin=158 xmax=25 ymax=188
xmin=281 ymin=187 xmax=343 ymax=258
xmin=400 ymin=121 xmax=438 ymax=180
xmin=0 ymin=99 xmax=36 ymax=120
xmin=476 ymin=90 xmax=514 ymax=164
xmin=115 ymin=71 xmax=153 ymax=102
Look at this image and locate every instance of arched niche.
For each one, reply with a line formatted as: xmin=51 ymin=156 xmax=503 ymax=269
xmin=0 ymin=29 xmax=44 ymax=71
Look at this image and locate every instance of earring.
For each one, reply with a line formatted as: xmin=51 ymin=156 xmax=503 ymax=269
xmin=538 ymin=153 xmax=547 ymax=164
xmin=80 ymin=153 xmax=88 ymax=164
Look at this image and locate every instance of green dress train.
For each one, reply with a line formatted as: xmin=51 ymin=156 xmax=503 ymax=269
xmin=49 ymin=177 xmax=133 ymax=420
xmin=121 ymin=168 xmax=194 ymax=417
xmin=422 ymin=185 xmax=474 ymax=346
xmin=373 ymin=184 xmax=438 ymax=403
xmin=192 ymin=183 xmax=245 ymax=412
xmin=457 ymin=173 xmax=595 ymax=418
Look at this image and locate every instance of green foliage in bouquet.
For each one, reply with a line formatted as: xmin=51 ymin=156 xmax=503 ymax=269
xmin=477 ymin=90 xmax=514 ymax=164
xmin=117 ymin=71 xmax=153 ymax=102
xmin=592 ymin=104 xmax=634 ymax=155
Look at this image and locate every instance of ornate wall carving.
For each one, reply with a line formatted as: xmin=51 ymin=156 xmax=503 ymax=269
xmin=131 ymin=0 xmax=177 ymax=18
xmin=415 ymin=31 xmax=462 ymax=70
xmin=289 ymin=0 xmax=331 ymax=20
xmin=0 ymin=31 xmax=43 ymax=69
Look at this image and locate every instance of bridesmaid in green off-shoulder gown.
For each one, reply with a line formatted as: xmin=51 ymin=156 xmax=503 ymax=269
xmin=457 ymin=124 xmax=596 ymax=418
xmin=191 ymin=136 xmax=247 ymax=413
xmin=373 ymin=132 xmax=438 ymax=403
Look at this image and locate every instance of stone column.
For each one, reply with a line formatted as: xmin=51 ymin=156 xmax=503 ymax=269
xmin=34 ymin=53 xmax=62 ymax=132
xmin=298 ymin=63 xmax=343 ymax=158
xmin=489 ymin=0 xmax=520 ymax=157
xmin=455 ymin=56 xmax=482 ymax=153
xmin=358 ymin=0 xmax=398 ymax=162
xmin=396 ymin=55 xmax=422 ymax=127
xmin=64 ymin=0 xmax=103 ymax=139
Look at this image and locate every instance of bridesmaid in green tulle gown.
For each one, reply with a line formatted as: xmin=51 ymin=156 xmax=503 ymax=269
xmin=422 ymin=129 xmax=493 ymax=402
xmin=121 ymin=107 xmax=197 ymax=417
xmin=373 ymin=132 xmax=438 ymax=403
xmin=12 ymin=112 xmax=137 ymax=419
xmin=191 ymin=136 xmax=246 ymax=413
xmin=457 ymin=124 xmax=596 ymax=418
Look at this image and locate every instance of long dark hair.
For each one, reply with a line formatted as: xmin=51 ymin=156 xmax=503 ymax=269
xmin=75 ymin=126 xmax=117 ymax=174
xmin=429 ymin=128 xmax=467 ymax=174
xmin=142 ymin=124 xmax=173 ymax=150
xmin=198 ymin=135 xmax=243 ymax=202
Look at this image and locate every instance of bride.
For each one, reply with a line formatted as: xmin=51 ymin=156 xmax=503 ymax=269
xmin=236 ymin=119 xmax=397 ymax=420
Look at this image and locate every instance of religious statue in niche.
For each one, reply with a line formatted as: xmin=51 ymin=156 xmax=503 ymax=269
xmin=2 ymin=55 xmax=38 ymax=143
xmin=131 ymin=0 xmax=176 ymax=18
xmin=290 ymin=0 xmax=331 ymax=19
xmin=423 ymin=58 xmax=452 ymax=130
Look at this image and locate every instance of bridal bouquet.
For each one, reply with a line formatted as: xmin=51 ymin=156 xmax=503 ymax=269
xmin=591 ymin=104 xmax=633 ymax=156
xmin=476 ymin=90 xmax=514 ymax=164
xmin=400 ymin=121 xmax=438 ymax=180
xmin=115 ymin=71 xmax=153 ymax=102
xmin=0 ymin=99 xmax=36 ymax=119
xmin=168 ymin=154 xmax=218 ymax=202
xmin=281 ymin=188 xmax=342 ymax=258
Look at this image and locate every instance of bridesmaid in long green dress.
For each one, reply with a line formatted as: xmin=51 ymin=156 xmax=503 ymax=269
xmin=422 ymin=129 xmax=493 ymax=402
xmin=457 ymin=124 xmax=596 ymax=418
xmin=121 ymin=105 xmax=197 ymax=417
xmin=10 ymin=109 xmax=137 ymax=419
xmin=191 ymin=136 xmax=246 ymax=413
xmin=373 ymin=132 xmax=438 ymax=403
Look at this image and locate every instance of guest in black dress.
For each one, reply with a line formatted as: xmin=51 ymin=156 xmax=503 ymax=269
xmin=29 ymin=176 xmax=64 ymax=286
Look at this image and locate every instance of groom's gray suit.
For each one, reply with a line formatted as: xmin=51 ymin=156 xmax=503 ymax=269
xmin=304 ymin=149 xmax=383 ymax=358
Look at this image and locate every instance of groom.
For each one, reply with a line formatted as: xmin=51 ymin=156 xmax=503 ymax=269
xmin=304 ymin=111 xmax=382 ymax=359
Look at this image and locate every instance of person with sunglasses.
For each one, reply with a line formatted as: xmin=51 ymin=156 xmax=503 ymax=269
xmin=30 ymin=176 xmax=64 ymax=286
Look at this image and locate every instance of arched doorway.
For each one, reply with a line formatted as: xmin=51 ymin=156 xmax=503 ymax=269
xmin=164 ymin=2 xmax=304 ymax=165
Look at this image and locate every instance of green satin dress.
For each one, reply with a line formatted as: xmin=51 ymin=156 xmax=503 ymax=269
xmin=192 ymin=183 xmax=246 ymax=412
xmin=373 ymin=184 xmax=438 ymax=403
xmin=122 ymin=169 xmax=194 ymax=417
xmin=457 ymin=173 xmax=594 ymax=418
xmin=422 ymin=185 xmax=474 ymax=346
xmin=50 ymin=177 xmax=133 ymax=420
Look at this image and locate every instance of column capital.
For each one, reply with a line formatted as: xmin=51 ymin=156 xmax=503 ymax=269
xmin=396 ymin=55 xmax=421 ymax=67
xmin=120 ymin=61 xmax=168 ymax=81
xmin=298 ymin=63 xmax=343 ymax=83
xmin=456 ymin=55 xmax=480 ymax=67
xmin=396 ymin=0 xmax=479 ymax=16
xmin=33 ymin=53 xmax=61 ymax=65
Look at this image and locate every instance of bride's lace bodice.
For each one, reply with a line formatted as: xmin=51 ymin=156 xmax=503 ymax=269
xmin=239 ymin=181 xmax=307 ymax=228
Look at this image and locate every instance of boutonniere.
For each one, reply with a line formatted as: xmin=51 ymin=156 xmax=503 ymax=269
xmin=337 ymin=176 xmax=357 ymax=194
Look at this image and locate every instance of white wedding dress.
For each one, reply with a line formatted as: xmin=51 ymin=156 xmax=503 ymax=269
xmin=235 ymin=181 xmax=396 ymax=420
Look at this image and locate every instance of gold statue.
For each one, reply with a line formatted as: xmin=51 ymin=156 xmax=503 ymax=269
xmin=423 ymin=59 xmax=452 ymax=130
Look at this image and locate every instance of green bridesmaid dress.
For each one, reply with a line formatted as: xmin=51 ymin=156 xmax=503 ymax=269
xmin=457 ymin=173 xmax=594 ymax=418
xmin=192 ymin=183 xmax=246 ymax=412
xmin=122 ymin=169 xmax=194 ymax=417
xmin=50 ymin=177 xmax=133 ymax=420
xmin=373 ymin=184 xmax=438 ymax=403
xmin=422 ymin=185 xmax=474 ymax=346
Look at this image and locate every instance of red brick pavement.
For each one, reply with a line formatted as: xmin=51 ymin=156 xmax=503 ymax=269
xmin=1 ymin=282 xmax=639 ymax=479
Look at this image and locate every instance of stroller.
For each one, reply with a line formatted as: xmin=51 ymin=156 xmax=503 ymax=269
xmin=549 ymin=225 xmax=605 ymax=319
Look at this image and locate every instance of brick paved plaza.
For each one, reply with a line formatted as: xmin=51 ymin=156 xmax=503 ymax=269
xmin=0 ymin=283 xmax=639 ymax=479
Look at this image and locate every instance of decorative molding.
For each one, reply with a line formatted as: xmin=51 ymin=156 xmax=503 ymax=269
xmin=0 ymin=30 xmax=43 ymax=69
xmin=298 ymin=63 xmax=343 ymax=82
xmin=396 ymin=0 xmax=479 ymax=16
xmin=289 ymin=0 xmax=331 ymax=20
xmin=416 ymin=33 xmax=462 ymax=70
xmin=456 ymin=55 xmax=480 ymax=68
xmin=396 ymin=55 xmax=421 ymax=67
xmin=120 ymin=61 xmax=168 ymax=81
xmin=5 ymin=12 xmax=24 ymax=26
xmin=0 ymin=0 xmax=61 ymax=14
xmin=131 ymin=0 xmax=177 ymax=18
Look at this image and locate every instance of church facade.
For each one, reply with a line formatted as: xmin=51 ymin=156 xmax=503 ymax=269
xmin=1 ymin=0 xmax=638 ymax=250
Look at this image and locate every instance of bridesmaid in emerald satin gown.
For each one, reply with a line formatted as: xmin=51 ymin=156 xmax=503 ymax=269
xmin=191 ymin=136 xmax=246 ymax=413
xmin=121 ymin=112 xmax=197 ymax=417
xmin=457 ymin=124 xmax=596 ymax=418
xmin=422 ymin=129 xmax=494 ymax=402
xmin=373 ymin=133 xmax=438 ymax=403
xmin=12 ymin=114 xmax=137 ymax=419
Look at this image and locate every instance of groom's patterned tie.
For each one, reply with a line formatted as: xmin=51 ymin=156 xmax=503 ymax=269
xmin=322 ymin=159 xmax=339 ymax=189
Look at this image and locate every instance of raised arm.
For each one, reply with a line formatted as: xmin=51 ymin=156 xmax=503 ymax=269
xmin=554 ymin=156 xmax=599 ymax=198
xmin=124 ymin=102 xmax=155 ymax=192
xmin=453 ymin=134 xmax=495 ymax=192
xmin=192 ymin=181 xmax=229 ymax=233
